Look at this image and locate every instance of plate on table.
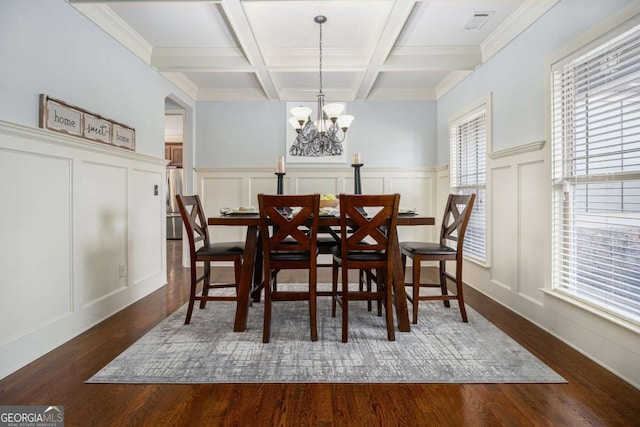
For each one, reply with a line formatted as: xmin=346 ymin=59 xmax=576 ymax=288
xmin=223 ymin=207 xmax=258 ymax=215
xmin=399 ymin=208 xmax=417 ymax=216
xmin=319 ymin=208 xmax=338 ymax=217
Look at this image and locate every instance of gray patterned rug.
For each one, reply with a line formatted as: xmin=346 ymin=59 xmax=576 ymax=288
xmin=87 ymin=285 xmax=565 ymax=384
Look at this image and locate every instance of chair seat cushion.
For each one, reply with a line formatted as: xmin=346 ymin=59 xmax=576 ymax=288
xmin=316 ymin=235 xmax=339 ymax=246
xmin=269 ymin=249 xmax=317 ymax=261
xmin=197 ymin=241 xmax=245 ymax=257
xmin=401 ymin=241 xmax=456 ymax=256
xmin=330 ymin=245 xmax=386 ymax=261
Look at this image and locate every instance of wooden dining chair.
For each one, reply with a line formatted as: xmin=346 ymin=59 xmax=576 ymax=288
xmin=176 ymin=195 xmax=245 ymax=325
xmin=400 ymin=193 xmax=475 ymax=323
xmin=331 ymin=193 xmax=400 ymax=343
xmin=258 ymin=193 xmax=321 ymax=343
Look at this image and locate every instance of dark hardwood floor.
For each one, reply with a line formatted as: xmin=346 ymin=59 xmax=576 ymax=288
xmin=1 ymin=240 xmax=639 ymax=426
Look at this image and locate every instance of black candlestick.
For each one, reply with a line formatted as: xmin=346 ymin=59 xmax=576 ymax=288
xmin=351 ymin=163 xmax=363 ymax=194
xmin=275 ymin=172 xmax=285 ymax=195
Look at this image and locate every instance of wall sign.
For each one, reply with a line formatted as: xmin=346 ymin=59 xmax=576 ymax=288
xmin=39 ymin=94 xmax=135 ymax=151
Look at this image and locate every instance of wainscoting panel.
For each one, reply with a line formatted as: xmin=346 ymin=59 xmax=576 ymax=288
xmin=0 ymin=121 xmax=167 ymax=381
xmin=129 ymin=168 xmax=165 ymax=289
xmin=389 ymin=175 xmax=435 ymax=243
xmin=81 ymin=161 xmax=128 ymax=306
xmin=201 ymin=175 xmax=246 ymax=243
xmin=360 ymin=176 xmax=386 ymax=194
xmin=517 ymin=160 xmax=548 ymax=304
xmin=249 ymin=176 xmax=281 ymax=201
xmin=296 ymin=176 xmax=341 ymax=195
xmin=0 ymin=148 xmax=73 ymax=344
xmin=490 ymin=165 xmax=517 ymax=290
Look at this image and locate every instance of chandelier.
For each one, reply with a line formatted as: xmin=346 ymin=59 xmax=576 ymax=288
xmin=288 ymin=15 xmax=354 ymax=158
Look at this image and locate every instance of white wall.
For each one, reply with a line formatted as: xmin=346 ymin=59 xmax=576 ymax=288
xmin=0 ymin=0 xmax=193 ymax=379
xmin=437 ymin=0 xmax=640 ymax=388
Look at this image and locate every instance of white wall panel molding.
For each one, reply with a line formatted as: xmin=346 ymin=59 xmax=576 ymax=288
xmin=0 ymin=150 xmax=73 ymax=344
xmin=196 ymin=167 xmax=438 ymax=246
xmin=488 ymin=140 xmax=545 ymax=160
xmin=0 ymin=121 xmax=166 ymax=166
xmin=0 ymin=120 xmax=166 ymax=380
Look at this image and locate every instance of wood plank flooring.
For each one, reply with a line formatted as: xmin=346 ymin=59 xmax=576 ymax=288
xmin=1 ymin=240 xmax=639 ymax=426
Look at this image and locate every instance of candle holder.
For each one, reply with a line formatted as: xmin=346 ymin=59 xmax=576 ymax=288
xmin=275 ymin=172 xmax=286 ymax=195
xmin=351 ymin=163 xmax=363 ymax=194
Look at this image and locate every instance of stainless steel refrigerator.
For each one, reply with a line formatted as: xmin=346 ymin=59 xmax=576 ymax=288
xmin=166 ymin=167 xmax=183 ymax=240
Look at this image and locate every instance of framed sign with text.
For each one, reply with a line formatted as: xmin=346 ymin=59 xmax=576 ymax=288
xmin=39 ymin=95 xmax=136 ymax=151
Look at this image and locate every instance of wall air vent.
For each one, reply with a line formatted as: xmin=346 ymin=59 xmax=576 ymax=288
xmin=464 ymin=11 xmax=494 ymax=30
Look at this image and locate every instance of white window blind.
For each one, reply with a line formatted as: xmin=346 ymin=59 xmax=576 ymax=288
xmin=450 ymin=108 xmax=487 ymax=262
xmin=552 ymin=25 xmax=640 ymax=324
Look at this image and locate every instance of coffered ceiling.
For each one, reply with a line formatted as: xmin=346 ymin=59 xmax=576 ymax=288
xmin=70 ymin=0 xmax=558 ymax=102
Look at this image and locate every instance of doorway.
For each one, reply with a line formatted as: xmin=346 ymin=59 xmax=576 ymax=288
xmin=165 ymin=101 xmax=185 ymax=241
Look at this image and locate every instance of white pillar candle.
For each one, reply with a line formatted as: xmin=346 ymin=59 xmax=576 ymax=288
xmin=352 ymin=153 xmax=361 ymax=164
xmin=276 ymin=156 xmax=285 ymax=173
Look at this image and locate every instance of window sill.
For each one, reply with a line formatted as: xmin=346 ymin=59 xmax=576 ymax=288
xmin=541 ymin=288 xmax=640 ymax=335
xmin=464 ymin=255 xmax=489 ymax=269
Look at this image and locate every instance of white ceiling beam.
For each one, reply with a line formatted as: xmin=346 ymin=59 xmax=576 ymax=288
xmin=384 ymin=46 xmax=482 ymax=71
xmin=198 ymin=87 xmax=269 ymax=101
xmin=152 ymin=47 xmax=251 ymax=72
xmin=355 ymin=0 xmax=417 ymax=100
xmin=219 ymin=0 xmax=279 ymax=100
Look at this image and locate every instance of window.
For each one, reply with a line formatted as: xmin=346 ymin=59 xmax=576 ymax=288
xmin=551 ymin=25 xmax=640 ymax=324
xmin=450 ymin=106 xmax=487 ymax=263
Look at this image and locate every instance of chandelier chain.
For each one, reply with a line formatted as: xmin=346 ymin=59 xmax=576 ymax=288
xmin=319 ymin=21 xmax=323 ymax=94
xmin=287 ymin=15 xmax=353 ymax=159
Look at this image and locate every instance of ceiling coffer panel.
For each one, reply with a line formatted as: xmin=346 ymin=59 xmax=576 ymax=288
xmin=69 ymin=0 xmax=554 ymax=101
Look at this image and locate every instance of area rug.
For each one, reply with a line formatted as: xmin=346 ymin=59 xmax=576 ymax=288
xmin=87 ymin=285 xmax=565 ymax=384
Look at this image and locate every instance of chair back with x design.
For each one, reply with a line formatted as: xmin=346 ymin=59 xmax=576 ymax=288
xmin=258 ymin=193 xmax=321 ymax=343
xmin=332 ymin=193 xmax=400 ymax=342
xmin=440 ymin=193 xmax=475 ymax=250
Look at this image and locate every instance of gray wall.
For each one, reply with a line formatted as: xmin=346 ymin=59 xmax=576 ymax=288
xmin=195 ymin=100 xmax=437 ymax=168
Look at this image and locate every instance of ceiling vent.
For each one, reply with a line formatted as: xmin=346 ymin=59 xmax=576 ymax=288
xmin=464 ymin=11 xmax=494 ymax=30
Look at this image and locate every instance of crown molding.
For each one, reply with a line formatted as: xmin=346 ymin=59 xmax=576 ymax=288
xmin=481 ymin=0 xmax=560 ymax=62
xmin=161 ymin=72 xmax=198 ymax=101
xmin=71 ymin=3 xmax=153 ymax=64
xmin=435 ymin=70 xmax=473 ymax=99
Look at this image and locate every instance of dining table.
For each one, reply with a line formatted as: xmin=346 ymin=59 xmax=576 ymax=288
xmin=207 ymin=212 xmax=435 ymax=333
